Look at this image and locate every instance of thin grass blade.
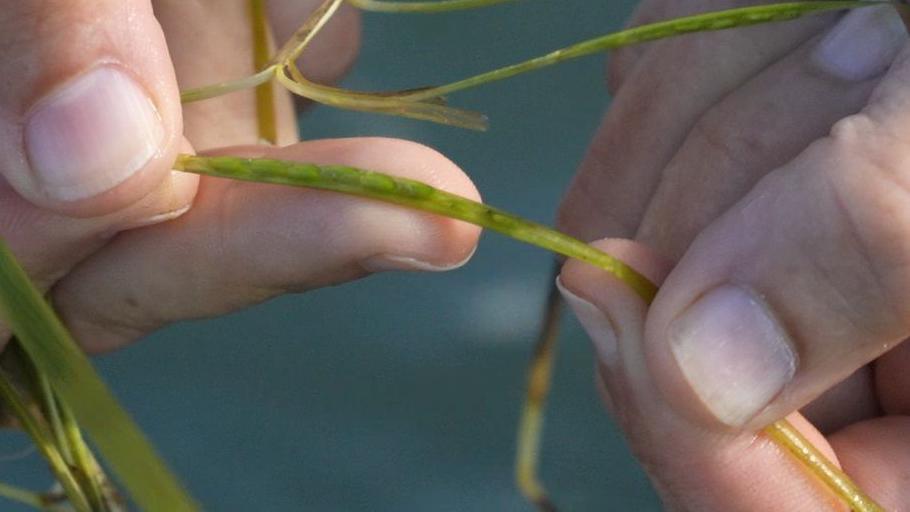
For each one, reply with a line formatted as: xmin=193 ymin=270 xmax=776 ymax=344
xmin=398 ymin=1 xmax=886 ymax=101
xmin=175 ymin=153 xmax=886 ymax=511
xmin=348 ymin=0 xmax=518 ymax=13
xmin=174 ymin=154 xmax=655 ymax=300
xmin=0 ymin=242 xmax=198 ymax=512
xmin=276 ymin=66 xmax=489 ymax=129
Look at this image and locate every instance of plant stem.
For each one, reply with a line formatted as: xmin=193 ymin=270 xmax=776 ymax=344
xmin=277 ymin=64 xmax=488 ymax=129
xmin=765 ymin=420 xmax=883 ymax=512
xmin=348 ymin=0 xmax=518 ymax=13
xmin=174 ymin=154 xmax=657 ymax=300
xmin=0 ymin=482 xmax=45 ymax=510
xmin=36 ymin=373 xmax=72 ymax=466
xmin=58 ymin=396 xmax=112 ymax=512
xmin=250 ymin=0 xmax=279 ymax=144
xmin=271 ymin=0 xmax=345 ymax=65
xmin=174 ymin=153 xmax=885 ymax=510
xmin=396 ymin=1 xmax=885 ymax=102
xmin=515 ymin=268 xmax=562 ymax=512
xmin=180 ymin=68 xmax=274 ymax=103
xmin=0 ymin=370 xmax=91 ymax=512
xmin=0 ymin=243 xmax=198 ymax=512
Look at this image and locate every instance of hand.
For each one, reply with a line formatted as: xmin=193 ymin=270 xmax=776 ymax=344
xmin=557 ymin=3 xmax=910 ymax=509
xmin=1 ymin=1 xmax=480 ymax=352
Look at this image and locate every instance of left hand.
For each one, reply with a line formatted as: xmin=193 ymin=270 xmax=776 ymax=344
xmin=5 ymin=1 xmax=480 ymax=354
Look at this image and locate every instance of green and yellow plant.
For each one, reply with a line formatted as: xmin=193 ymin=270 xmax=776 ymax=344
xmin=0 ymin=1 xmax=900 ymax=510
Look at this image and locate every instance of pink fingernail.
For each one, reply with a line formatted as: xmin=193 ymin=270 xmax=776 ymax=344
xmin=557 ymin=278 xmax=619 ymax=367
xmin=668 ymin=285 xmax=797 ymax=427
xmin=814 ymin=6 xmax=907 ymax=82
xmin=25 ymin=66 xmax=165 ymax=201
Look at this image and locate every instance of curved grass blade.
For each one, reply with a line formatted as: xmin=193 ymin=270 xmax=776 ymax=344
xmin=0 ymin=242 xmax=199 ymax=512
xmin=0 ymin=482 xmax=45 ymax=510
xmin=175 ymin=153 xmax=885 ymax=511
xmin=174 ymin=154 xmax=656 ymax=301
xmin=515 ymin=265 xmax=562 ymax=512
xmin=180 ymin=2 xmax=884 ymax=126
xmin=0 ymin=366 xmax=91 ymax=512
xmin=277 ymin=65 xmax=488 ymax=130
xmin=271 ymin=0 xmax=345 ymax=66
xmin=397 ymin=1 xmax=885 ymax=101
xmin=347 ymin=0 xmax=518 ymax=13
xmin=180 ymin=67 xmax=274 ymax=104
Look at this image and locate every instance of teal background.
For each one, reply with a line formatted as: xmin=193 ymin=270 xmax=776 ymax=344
xmin=1 ymin=1 xmax=663 ymax=510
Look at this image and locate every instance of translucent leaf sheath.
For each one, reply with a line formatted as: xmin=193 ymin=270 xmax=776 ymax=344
xmin=0 ymin=243 xmax=198 ymax=512
xmin=174 ymin=154 xmax=657 ymax=302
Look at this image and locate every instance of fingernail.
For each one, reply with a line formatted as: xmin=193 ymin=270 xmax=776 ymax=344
xmin=25 ymin=66 xmax=165 ymax=201
xmin=557 ymin=278 xmax=618 ymax=366
xmin=668 ymin=285 xmax=796 ymax=427
xmin=814 ymin=5 xmax=907 ymax=82
xmin=124 ymin=204 xmax=192 ymax=230
xmin=363 ymin=247 xmax=476 ymax=273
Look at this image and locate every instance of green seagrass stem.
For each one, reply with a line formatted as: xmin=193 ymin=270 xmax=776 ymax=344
xmin=347 ymin=0 xmax=517 ymax=13
xmin=397 ymin=1 xmax=885 ymax=102
xmin=182 ymin=2 xmax=882 ymax=130
xmin=0 ymin=369 xmax=91 ymax=512
xmin=0 ymin=482 xmax=46 ymax=510
xmin=174 ymin=154 xmax=657 ymax=302
xmin=175 ymin=153 xmax=885 ymax=511
xmin=0 ymin=243 xmax=198 ymax=512
xmin=515 ymin=267 xmax=563 ymax=512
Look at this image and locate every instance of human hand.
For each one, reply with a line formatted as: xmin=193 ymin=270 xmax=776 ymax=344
xmin=2 ymin=1 xmax=480 ymax=352
xmin=557 ymin=3 xmax=910 ymax=509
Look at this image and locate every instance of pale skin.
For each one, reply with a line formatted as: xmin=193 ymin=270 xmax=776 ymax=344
xmin=558 ymin=1 xmax=910 ymax=509
xmin=4 ymin=1 xmax=909 ymax=511
xmin=0 ymin=0 xmax=480 ymax=353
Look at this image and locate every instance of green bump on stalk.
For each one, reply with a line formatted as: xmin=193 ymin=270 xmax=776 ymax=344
xmin=175 ymin=154 xmax=658 ymax=302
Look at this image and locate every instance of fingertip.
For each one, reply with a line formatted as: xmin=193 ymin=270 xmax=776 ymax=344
xmin=3 ymin=1 xmax=183 ymax=218
xmin=558 ymin=239 xmax=670 ymax=368
xmin=560 ymin=238 xmax=670 ymax=303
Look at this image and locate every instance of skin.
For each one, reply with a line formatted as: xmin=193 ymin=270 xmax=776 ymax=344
xmin=7 ymin=1 xmax=908 ymax=510
xmin=0 ymin=0 xmax=480 ymax=352
xmin=559 ymin=1 xmax=910 ymax=509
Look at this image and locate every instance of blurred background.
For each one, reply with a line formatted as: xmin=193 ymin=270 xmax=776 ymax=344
xmin=2 ymin=1 xmax=663 ymax=510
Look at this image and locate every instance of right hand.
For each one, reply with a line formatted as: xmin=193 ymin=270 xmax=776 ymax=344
xmin=557 ymin=2 xmax=910 ymax=509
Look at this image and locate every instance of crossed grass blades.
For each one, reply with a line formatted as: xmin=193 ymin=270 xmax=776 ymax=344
xmin=0 ymin=1 xmax=897 ymax=510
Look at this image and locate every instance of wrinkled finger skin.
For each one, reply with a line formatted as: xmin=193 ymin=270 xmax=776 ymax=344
xmin=559 ymin=2 xmax=910 ymax=510
xmin=0 ymin=0 xmax=358 ymax=347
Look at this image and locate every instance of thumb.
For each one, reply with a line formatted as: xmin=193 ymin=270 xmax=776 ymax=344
xmin=634 ymin=40 xmax=910 ymax=431
xmin=558 ymin=241 xmax=859 ymax=510
xmin=1 ymin=0 xmax=182 ymax=216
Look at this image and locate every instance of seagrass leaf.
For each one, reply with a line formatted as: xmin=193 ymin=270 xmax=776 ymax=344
xmin=0 ymin=240 xmax=198 ymax=512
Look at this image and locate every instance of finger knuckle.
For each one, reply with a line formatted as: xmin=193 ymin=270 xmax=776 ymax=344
xmin=688 ymin=109 xmax=771 ymax=171
xmin=820 ymin=112 xmax=910 ymax=319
